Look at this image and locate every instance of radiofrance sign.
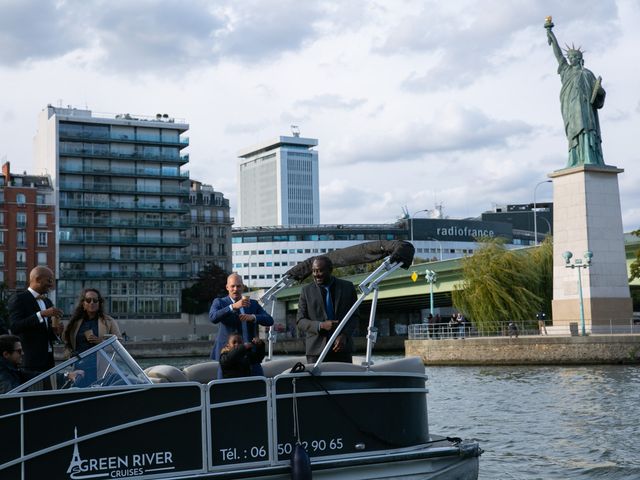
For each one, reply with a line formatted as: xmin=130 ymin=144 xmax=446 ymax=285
xmin=66 ymin=428 xmax=175 ymax=479
xmin=412 ymin=219 xmax=513 ymax=242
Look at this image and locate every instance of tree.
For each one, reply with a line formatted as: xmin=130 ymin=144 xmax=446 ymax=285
xmin=182 ymin=264 xmax=229 ymax=314
xmin=629 ymin=229 xmax=640 ymax=282
xmin=0 ymin=283 xmax=9 ymax=333
xmin=452 ymin=238 xmax=552 ymax=333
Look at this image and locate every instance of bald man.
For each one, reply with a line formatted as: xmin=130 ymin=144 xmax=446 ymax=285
xmin=9 ymin=266 xmax=64 ymax=373
xmin=209 ymin=273 xmax=273 ymax=371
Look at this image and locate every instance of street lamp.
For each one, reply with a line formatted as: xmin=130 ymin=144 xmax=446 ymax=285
xmin=563 ymin=250 xmax=593 ymax=336
xmin=427 ymin=237 xmax=443 ymax=261
xmin=533 ymin=180 xmax=552 ymax=245
xmin=410 ymin=209 xmax=431 ymax=244
xmin=425 ymin=269 xmax=437 ymax=316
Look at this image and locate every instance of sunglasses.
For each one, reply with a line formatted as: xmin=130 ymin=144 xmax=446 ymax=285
xmin=83 ymin=298 xmax=100 ymax=304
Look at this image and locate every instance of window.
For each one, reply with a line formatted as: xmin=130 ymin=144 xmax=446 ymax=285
xmin=16 ymin=270 xmax=27 ymax=284
xmin=17 ymin=231 xmax=26 ymax=247
xmin=0 ymin=231 xmax=4 ymax=244
xmin=37 ymin=252 xmax=47 ymax=264
xmin=16 ymin=212 xmax=26 ymax=228
xmin=37 ymin=232 xmax=48 ymax=246
xmin=16 ymin=251 xmax=26 ymax=266
xmin=16 ymin=193 xmax=26 ymax=205
xmin=38 ymin=213 xmax=47 ymax=226
xmin=0 ymin=213 xmax=4 ymax=224
xmin=0 ymin=252 xmax=4 ymax=265
xmin=36 ymin=194 xmax=46 ymax=205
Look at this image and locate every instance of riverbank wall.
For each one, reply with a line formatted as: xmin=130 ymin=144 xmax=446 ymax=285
xmin=405 ymin=334 xmax=640 ymax=365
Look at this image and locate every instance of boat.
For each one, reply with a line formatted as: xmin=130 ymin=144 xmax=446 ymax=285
xmin=1 ymin=240 xmax=482 ymax=479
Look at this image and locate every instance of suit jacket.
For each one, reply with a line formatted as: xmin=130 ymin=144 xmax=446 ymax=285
xmin=209 ymin=296 xmax=274 ymax=360
xmin=9 ymin=291 xmax=57 ymax=371
xmin=296 ymin=278 xmax=359 ymax=356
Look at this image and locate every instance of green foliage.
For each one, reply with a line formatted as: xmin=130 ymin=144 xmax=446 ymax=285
xmin=182 ymin=264 xmax=229 ymax=314
xmin=452 ymin=238 xmax=552 ymax=333
xmin=629 ymin=229 xmax=640 ymax=282
xmin=0 ymin=283 xmax=9 ymax=332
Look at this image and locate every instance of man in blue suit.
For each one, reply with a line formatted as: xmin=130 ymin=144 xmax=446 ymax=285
xmin=209 ymin=273 xmax=273 ymax=375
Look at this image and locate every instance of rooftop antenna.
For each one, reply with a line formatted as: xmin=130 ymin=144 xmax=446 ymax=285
xmin=291 ymin=125 xmax=300 ymax=137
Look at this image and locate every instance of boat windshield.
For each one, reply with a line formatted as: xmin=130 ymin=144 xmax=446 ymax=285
xmin=10 ymin=336 xmax=151 ymax=394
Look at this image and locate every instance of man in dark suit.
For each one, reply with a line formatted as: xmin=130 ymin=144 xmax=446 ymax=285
xmin=297 ymin=256 xmax=359 ymax=363
xmin=9 ymin=266 xmax=64 ymax=373
xmin=209 ymin=273 xmax=274 ymax=371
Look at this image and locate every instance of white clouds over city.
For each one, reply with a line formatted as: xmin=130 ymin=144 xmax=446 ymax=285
xmin=0 ymin=0 xmax=638 ymax=229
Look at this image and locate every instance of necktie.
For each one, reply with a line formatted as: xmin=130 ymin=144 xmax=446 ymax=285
xmin=323 ymin=286 xmax=335 ymax=320
xmin=239 ymin=306 xmax=249 ymax=342
xmin=36 ymin=294 xmax=47 ymax=301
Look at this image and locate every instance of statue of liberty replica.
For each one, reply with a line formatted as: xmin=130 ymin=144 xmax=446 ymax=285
xmin=545 ymin=16 xmax=606 ymax=168
xmin=545 ymin=17 xmax=632 ymax=335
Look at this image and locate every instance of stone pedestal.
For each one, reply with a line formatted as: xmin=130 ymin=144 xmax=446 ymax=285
xmin=550 ymin=165 xmax=632 ymax=333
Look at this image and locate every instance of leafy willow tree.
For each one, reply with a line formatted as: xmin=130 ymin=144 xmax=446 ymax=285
xmin=629 ymin=229 xmax=640 ymax=282
xmin=452 ymin=237 xmax=552 ymax=333
xmin=182 ymin=264 xmax=229 ymax=315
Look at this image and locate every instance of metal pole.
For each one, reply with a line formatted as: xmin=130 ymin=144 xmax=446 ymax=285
xmin=577 ymin=266 xmax=586 ymax=336
xmin=533 ymin=180 xmax=551 ymax=246
xmin=429 ymin=281 xmax=434 ymax=316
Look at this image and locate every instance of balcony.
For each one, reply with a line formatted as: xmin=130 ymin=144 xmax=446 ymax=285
xmin=59 ymin=235 xmax=190 ymax=246
xmin=59 ymin=252 xmax=190 ymax=263
xmin=59 ymin=199 xmax=190 ymax=213
xmin=59 ymin=147 xmax=189 ymax=164
xmin=59 ymin=217 xmax=190 ymax=229
xmin=59 ymin=270 xmax=189 ymax=280
xmin=59 ymin=164 xmax=190 ymax=179
xmin=58 ymin=129 xmax=189 ymax=148
xmin=59 ymin=181 xmax=189 ymax=196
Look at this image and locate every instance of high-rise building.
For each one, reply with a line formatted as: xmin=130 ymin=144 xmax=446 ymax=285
xmin=237 ymin=134 xmax=319 ymax=227
xmin=189 ymin=180 xmax=233 ymax=275
xmin=0 ymin=162 xmax=55 ymax=292
xmin=34 ymin=106 xmax=191 ymax=319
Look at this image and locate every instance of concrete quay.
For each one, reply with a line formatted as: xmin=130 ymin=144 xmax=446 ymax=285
xmin=55 ymin=335 xmax=406 ymax=360
xmin=405 ymin=334 xmax=640 ymax=365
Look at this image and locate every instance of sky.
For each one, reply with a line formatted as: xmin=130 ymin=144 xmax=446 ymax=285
xmin=0 ymin=0 xmax=638 ymax=231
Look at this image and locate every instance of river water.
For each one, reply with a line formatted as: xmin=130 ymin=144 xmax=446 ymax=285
xmin=139 ymin=356 xmax=640 ymax=479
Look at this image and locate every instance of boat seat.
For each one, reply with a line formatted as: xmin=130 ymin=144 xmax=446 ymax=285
xmin=261 ymin=357 xmax=307 ymax=377
xmin=144 ymin=365 xmax=188 ymax=383
xmin=183 ymin=361 xmax=219 ymax=383
xmin=369 ymin=356 xmax=425 ymax=374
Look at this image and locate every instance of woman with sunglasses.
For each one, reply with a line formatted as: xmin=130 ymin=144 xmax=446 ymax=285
xmin=63 ymin=288 xmax=122 ymax=357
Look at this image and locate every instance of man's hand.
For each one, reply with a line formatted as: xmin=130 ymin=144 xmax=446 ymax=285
xmin=231 ymin=297 xmax=250 ymax=310
xmin=239 ymin=314 xmax=256 ymax=322
xmin=319 ymin=320 xmax=334 ymax=331
xmin=42 ymin=307 xmax=63 ymax=318
xmin=332 ymin=334 xmax=347 ymax=352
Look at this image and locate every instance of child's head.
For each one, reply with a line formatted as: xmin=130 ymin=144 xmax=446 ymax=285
xmin=226 ymin=333 xmax=243 ymax=349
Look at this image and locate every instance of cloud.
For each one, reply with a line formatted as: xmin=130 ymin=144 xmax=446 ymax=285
xmin=0 ymin=0 xmax=357 ymax=73
xmin=295 ymin=94 xmax=367 ymax=111
xmin=0 ymin=0 xmax=86 ymax=65
xmin=376 ymin=0 xmax=620 ymax=91
xmin=335 ymin=104 xmax=535 ymax=164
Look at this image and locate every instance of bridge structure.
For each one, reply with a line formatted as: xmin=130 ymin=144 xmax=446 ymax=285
xmin=272 ymin=237 xmax=640 ymax=332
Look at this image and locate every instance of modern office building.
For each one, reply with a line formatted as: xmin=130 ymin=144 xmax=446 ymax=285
xmin=481 ymin=203 xmax=553 ymax=244
xmin=34 ymin=105 xmax=191 ymax=319
xmin=0 ymin=162 xmax=56 ymax=292
xmin=232 ymin=217 xmax=519 ymax=289
xmin=189 ymin=180 xmax=233 ymax=275
xmin=237 ymin=134 xmax=319 ymax=227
